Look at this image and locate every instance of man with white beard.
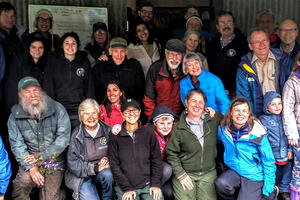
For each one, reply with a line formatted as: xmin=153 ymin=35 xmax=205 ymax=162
xmin=144 ymin=39 xmax=186 ymax=118
xmin=7 ymin=76 xmax=71 ymax=200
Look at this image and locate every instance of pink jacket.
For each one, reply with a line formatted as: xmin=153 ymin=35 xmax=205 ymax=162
xmin=154 ymin=130 xmax=171 ymax=160
xmin=100 ymin=104 xmax=124 ymax=127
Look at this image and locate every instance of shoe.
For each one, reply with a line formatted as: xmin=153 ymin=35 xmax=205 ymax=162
xmin=279 ymin=192 xmax=291 ymax=200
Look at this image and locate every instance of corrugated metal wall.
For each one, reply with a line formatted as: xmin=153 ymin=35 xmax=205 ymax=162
xmin=0 ymin=0 xmax=127 ymax=37
xmin=216 ymin=0 xmax=300 ymax=37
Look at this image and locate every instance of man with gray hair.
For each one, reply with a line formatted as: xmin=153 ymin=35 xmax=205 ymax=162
xmin=7 ymin=76 xmax=71 ymax=200
xmin=236 ymin=28 xmax=293 ymax=116
xmin=144 ymin=39 xmax=186 ymax=118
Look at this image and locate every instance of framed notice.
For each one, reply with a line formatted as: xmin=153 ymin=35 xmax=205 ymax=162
xmin=28 ymin=5 xmax=108 ymax=49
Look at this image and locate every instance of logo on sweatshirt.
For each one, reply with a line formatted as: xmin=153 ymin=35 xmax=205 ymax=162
xmin=100 ymin=137 xmax=107 ymax=145
xmin=227 ymin=49 xmax=236 ymax=57
xmin=76 ymin=68 xmax=85 ymax=77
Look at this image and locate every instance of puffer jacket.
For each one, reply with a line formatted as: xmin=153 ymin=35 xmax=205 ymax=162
xmin=259 ymin=91 xmax=289 ymax=162
xmin=180 ymin=70 xmax=230 ymax=114
xmin=0 ymin=136 xmax=11 ymax=196
xmin=282 ymin=72 xmax=300 ymax=141
xmin=65 ymin=121 xmax=111 ymax=200
xmin=236 ymin=48 xmax=292 ymax=116
xmin=218 ymin=120 xmax=276 ymax=196
xmin=7 ymin=96 xmax=71 ymax=171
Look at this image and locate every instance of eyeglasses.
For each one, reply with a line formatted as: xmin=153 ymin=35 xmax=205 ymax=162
xmin=37 ymin=17 xmax=51 ymax=24
xmin=166 ymin=51 xmax=182 ymax=59
xmin=94 ymin=30 xmax=106 ymax=35
xmin=218 ymin=21 xmax=233 ymax=26
xmin=251 ymin=39 xmax=269 ymax=45
xmin=279 ymin=28 xmax=298 ymax=33
xmin=123 ymin=109 xmax=139 ymax=116
xmin=140 ymin=9 xmax=153 ymax=15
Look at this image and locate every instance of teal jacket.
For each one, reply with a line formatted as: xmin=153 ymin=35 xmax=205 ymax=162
xmin=166 ymin=111 xmax=223 ymax=180
xmin=218 ymin=121 xmax=276 ymax=196
xmin=7 ymin=96 xmax=71 ymax=171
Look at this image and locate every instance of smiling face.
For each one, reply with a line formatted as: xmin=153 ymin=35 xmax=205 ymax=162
xmin=184 ymin=7 xmax=199 ymax=20
xmin=278 ymin=19 xmax=298 ymax=46
xmin=109 ymin=47 xmax=127 ymax=65
xmin=155 ymin=117 xmax=174 ymax=137
xmin=267 ymin=97 xmax=282 ymax=115
xmin=185 ymin=33 xmax=199 ymax=52
xmin=187 ymin=18 xmax=202 ymax=32
xmin=36 ymin=12 xmax=51 ymax=33
xmin=63 ymin=36 xmax=78 ymax=57
xmin=257 ymin=13 xmax=274 ymax=36
xmin=81 ymin=106 xmax=99 ymax=131
xmin=216 ymin=14 xmax=234 ymax=38
xmin=107 ymin=83 xmax=122 ymax=105
xmin=19 ymin=85 xmax=41 ymax=106
xmin=231 ymin=103 xmax=250 ymax=129
xmin=122 ymin=106 xmax=141 ymax=125
xmin=29 ymin=41 xmax=44 ymax=62
xmin=165 ymin=49 xmax=183 ymax=70
xmin=138 ymin=6 xmax=154 ymax=22
xmin=136 ymin=24 xmax=149 ymax=42
xmin=94 ymin=29 xmax=107 ymax=46
xmin=248 ymin=31 xmax=270 ymax=58
xmin=185 ymin=59 xmax=202 ymax=77
xmin=185 ymin=92 xmax=205 ymax=119
xmin=0 ymin=9 xmax=15 ymax=32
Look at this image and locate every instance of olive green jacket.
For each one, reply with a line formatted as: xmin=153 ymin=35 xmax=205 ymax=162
xmin=166 ymin=111 xmax=223 ymax=180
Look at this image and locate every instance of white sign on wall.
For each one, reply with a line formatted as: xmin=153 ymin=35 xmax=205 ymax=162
xmin=28 ymin=5 xmax=108 ymax=49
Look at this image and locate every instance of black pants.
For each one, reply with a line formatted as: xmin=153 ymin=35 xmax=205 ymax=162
xmin=214 ymin=169 xmax=266 ymax=200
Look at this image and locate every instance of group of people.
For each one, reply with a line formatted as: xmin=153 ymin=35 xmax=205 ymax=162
xmin=0 ymin=1 xmax=300 ymax=200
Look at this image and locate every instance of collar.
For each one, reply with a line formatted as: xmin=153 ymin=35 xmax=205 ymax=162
xmin=280 ymin=43 xmax=295 ymax=54
xmin=185 ymin=112 xmax=206 ymax=126
xmin=220 ymin=33 xmax=235 ymax=48
xmin=251 ymin=50 xmax=276 ymax=64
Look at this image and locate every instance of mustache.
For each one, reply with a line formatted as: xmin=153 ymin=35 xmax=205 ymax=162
xmin=223 ymin=27 xmax=231 ymax=31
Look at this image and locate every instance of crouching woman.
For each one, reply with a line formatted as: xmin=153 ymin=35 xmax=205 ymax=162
xmin=215 ymin=97 xmax=277 ymax=200
xmin=65 ymin=99 xmax=114 ymax=200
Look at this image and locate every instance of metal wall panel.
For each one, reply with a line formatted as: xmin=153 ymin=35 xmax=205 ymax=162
xmin=0 ymin=0 xmax=127 ymax=37
xmin=216 ymin=0 xmax=300 ymax=37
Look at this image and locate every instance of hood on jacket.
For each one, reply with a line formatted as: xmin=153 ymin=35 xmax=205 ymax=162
xmin=149 ymin=104 xmax=176 ymax=124
xmin=263 ymin=91 xmax=281 ymax=115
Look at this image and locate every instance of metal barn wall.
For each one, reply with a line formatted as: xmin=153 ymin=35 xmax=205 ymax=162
xmin=0 ymin=0 xmax=127 ymax=37
xmin=215 ymin=0 xmax=300 ymax=37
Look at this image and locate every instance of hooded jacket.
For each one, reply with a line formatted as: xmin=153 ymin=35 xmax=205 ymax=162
xmin=259 ymin=91 xmax=289 ymax=162
xmin=43 ymin=51 xmax=95 ymax=116
xmin=218 ymin=120 xmax=276 ymax=196
xmin=236 ymin=48 xmax=292 ymax=116
xmin=282 ymin=72 xmax=300 ymax=141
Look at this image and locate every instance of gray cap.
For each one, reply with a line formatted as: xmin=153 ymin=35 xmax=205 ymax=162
xmin=109 ymin=37 xmax=127 ymax=49
xmin=18 ymin=76 xmax=40 ymax=91
xmin=165 ymin=39 xmax=186 ymax=53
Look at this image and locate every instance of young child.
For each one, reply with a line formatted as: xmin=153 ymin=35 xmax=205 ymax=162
xmin=259 ymin=91 xmax=292 ymax=200
xmin=283 ymin=52 xmax=300 ymax=200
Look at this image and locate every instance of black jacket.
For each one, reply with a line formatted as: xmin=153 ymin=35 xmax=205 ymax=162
xmin=93 ymin=56 xmax=145 ymax=105
xmin=43 ymin=51 xmax=95 ymax=115
xmin=208 ymin=28 xmax=249 ymax=95
xmin=4 ymin=51 xmax=47 ymax=114
xmin=108 ymin=124 xmax=162 ymax=192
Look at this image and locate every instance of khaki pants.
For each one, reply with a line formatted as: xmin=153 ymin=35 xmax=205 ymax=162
xmin=115 ymin=185 xmax=164 ymax=200
xmin=172 ymin=169 xmax=217 ymax=200
xmin=12 ymin=167 xmax=64 ymax=200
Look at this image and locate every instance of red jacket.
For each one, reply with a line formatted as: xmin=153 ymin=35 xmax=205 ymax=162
xmin=100 ymin=104 xmax=124 ymax=127
xmin=144 ymin=59 xmax=185 ymax=118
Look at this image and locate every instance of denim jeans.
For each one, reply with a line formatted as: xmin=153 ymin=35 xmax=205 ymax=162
xmin=276 ymin=160 xmax=292 ymax=193
xmin=79 ymin=168 xmax=114 ymax=200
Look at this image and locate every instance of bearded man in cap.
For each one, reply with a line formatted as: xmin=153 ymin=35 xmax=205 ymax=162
xmin=144 ymin=39 xmax=186 ymax=118
xmin=7 ymin=76 xmax=71 ymax=200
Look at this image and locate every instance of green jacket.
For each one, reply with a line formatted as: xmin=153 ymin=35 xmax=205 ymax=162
xmin=166 ymin=111 xmax=223 ymax=180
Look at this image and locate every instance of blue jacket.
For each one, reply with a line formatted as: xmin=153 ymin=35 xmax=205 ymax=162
xmin=180 ymin=70 xmax=230 ymax=114
xmin=236 ymin=48 xmax=292 ymax=116
xmin=0 ymin=136 xmax=11 ymax=196
xmin=259 ymin=91 xmax=289 ymax=162
xmin=218 ymin=121 xmax=276 ymax=196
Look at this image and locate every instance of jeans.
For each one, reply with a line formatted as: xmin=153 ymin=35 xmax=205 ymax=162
xmin=79 ymin=168 xmax=114 ymax=200
xmin=161 ymin=162 xmax=174 ymax=200
xmin=276 ymin=160 xmax=292 ymax=193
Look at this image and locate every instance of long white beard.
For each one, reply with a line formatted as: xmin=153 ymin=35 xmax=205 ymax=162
xmin=167 ymin=59 xmax=181 ymax=70
xmin=19 ymin=91 xmax=48 ymax=119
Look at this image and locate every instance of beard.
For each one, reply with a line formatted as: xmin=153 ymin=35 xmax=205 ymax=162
xmin=166 ymin=59 xmax=181 ymax=70
xmin=19 ymin=91 xmax=48 ymax=119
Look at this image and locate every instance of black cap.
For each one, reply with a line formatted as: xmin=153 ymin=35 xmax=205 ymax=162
xmin=121 ymin=99 xmax=140 ymax=112
xmin=93 ymin=22 xmax=108 ymax=33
